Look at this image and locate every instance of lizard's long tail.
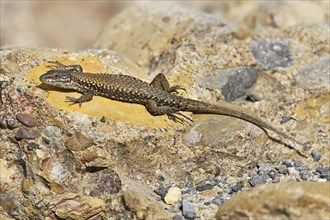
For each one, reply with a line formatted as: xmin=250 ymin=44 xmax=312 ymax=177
xmin=183 ymin=98 xmax=308 ymax=157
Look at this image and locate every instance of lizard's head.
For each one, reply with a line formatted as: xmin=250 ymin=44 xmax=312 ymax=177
xmin=39 ymin=70 xmax=74 ymax=89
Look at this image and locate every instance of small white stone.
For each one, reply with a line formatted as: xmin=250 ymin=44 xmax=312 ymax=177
xmin=164 ymin=186 xmax=182 ymax=205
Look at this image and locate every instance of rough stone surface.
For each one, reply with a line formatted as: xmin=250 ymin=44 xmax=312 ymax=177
xmin=201 ymin=67 xmax=258 ymax=101
xmin=1 ymin=2 xmax=329 ymax=219
xmin=293 ymin=56 xmax=330 ymax=90
xmin=216 ymin=182 xmax=330 ymax=220
xmin=123 ymin=188 xmax=173 ymax=220
xmin=250 ymin=38 xmax=292 ymax=69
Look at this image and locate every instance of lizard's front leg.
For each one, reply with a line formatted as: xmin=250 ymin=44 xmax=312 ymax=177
xmin=66 ymin=92 xmax=94 ymax=107
xmin=47 ymin=61 xmax=83 ymax=72
xmin=150 ymin=73 xmax=185 ymax=93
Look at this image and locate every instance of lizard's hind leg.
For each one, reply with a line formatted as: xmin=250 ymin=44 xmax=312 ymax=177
xmin=146 ymin=99 xmax=192 ymax=124
xmin=150 ymin=73 xmax=185 ymax=94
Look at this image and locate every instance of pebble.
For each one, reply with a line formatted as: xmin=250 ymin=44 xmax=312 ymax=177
xmin=282 ymin=160 xmax=295 ymax=167
xmin=211 ymin=197 xmax=224 ymax=206
xmin=287 ymin=167 xmax=301 ymax=181
xmin=15 ymin=128 xmax=37 ymax=140
xmin=250 ymin=38 xmax=292 ymax=69
xmin=231 ymin=182 xmax=243 ymax=193
xmin=257 ymin=163 xmax=272 ymax=172
xmin=268 ymin=170 xmax=280 ymax=179
xmin=164 ymin=186 xmax=182 ymax=205
xmin=27 ymin=142 xmax=39 ymax=151
xmin=300 ymin=170 xmax=313 ymax=181
xmin=0 ymin=114 xmax=18 ymax=129
xmin=311 ymin=150 xmax=322 ymax=161
xmin=293 ymin=160 xmax=302 ymax=168
xmin=196 ymin=181 xmax=217 ymax=191
xmin=173 ymin=214 xmax=184 ymax=220
xmin=249 ymin=175 xmax=267 ymax=187
xmin=316 ymin=167 xmax=330 ymax=181
xmin=154 ymin=185 xmax=169 ymax=199
xmin=182 ymin=199 xmax=196 ymax=219
xmin=16 ymin=113 xmax=38 ymax=127
xmin=276 ymin=165 xmax=288 ymax=174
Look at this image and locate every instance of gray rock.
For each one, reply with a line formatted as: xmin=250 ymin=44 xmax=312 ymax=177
xmin=316 ymin=167 xmax=330 ymax=181
xmin=311 ymin=150 xmax=322 ymax=161
xmin=249 ymin=175 xmax=267 ymax=187
xmin=173 ymin=214 xmax=184 ymax=220
xmin=15 ymin=128 xmax=37 ymax=140
xmin=257 ymin=162 xmax=272 ymax=172
xmin=250 ymin=39 xmax=292 ymax=69
xmin=268 ymin=170 xmax=280 ymax=180
xmin=0 ymin=114 xmax=18 ymax=129
xmin=211 ymin=197 xmax=224 ymax=206
xmin=293 ymin=160 xmax=302 ymax=168
xmin=300 ymin=170 xmax=313 ymax=181
xmin=196 ymin=181 xmax=217 ymax=191
xmin=293 ymin=56 xmax=330 ymax=89
xmin=231 ymin=182 xmax=243 ymax=193
xmin=202 ymin=67 xmax=258 ymax=101
xmin=276 ymin=165 xmax=288 ymax=174
xmin=41 ymin=125 xmax=63 ymax=144
xmin=282 ymin=159 xmax=294 ymax=167
xmin=182 ymin=199 xmax=196 ymax=219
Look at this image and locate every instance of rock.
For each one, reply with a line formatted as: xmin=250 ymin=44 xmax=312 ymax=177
xmin=250 ymin=39 xmax=292 ymax=69
xmin=48 ymin=193 xmax=106 ymax=219
xmin=123 ymin=188 xmax=172 ymax=220
xmin=275 ymin=164 xmax=288 ymax=174
xmin=41 ymin=125 xmax=63 ymax=143
xmin=311 ymin=150 xmax=322 ymax=162
xmin=211 ymin=197 xmax=224 ymax=206
xmin=196 ymin=181 xmax=217 ymax=191
xmin=173 ymin=214 xmax=184 ymax=220
xmin=27 ymin=142 xmax=39 ymax=151
xmin=0 ymin=114 xmax=18 ymax=129
xmin=202 ymin=67 xmax=258 ymax=101
xmin=16 ymin=113 xmax=38 ymax=127
xmin=65 ymin=131 xmax=94 ymax=151
xmin=242 ymin=2 xmax=327 ymax=29
xmin=164 ymin=186 xmax=182 ymax=205
xmin=216 ymin=182 xmax=330 ymax=220
xmin=248 ymin=175 xmax=267 ymax=187
xmin=230 ymin=182 xmax=242 ymax=193
xmin=293 ymin=56 xmax=330 ymax=89
xmin=82 ymin=168 xmax=121 ymax=196
xmin=15 ymin=128 xmax=37 ymax=140
xmin=182 ymin=199 xmax=196 ymax=219
xmin=295 ymin=91 xmax=330 ymax=124
xmin=316 ymin=167 xmax=330 ymax=181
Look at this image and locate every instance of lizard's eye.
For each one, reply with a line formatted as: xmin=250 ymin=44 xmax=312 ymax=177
xmin=53 ymin=74 xmax=59 ymax=78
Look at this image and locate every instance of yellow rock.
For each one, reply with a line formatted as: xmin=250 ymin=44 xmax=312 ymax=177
xmin=295 ymin=91 xmax=330 ymax=124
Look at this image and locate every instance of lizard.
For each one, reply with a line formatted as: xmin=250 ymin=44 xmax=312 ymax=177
xmin=39 ymin=61 xmax=308 ymax=157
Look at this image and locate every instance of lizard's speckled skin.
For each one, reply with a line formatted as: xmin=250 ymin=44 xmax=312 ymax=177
xmin=39 ymin=61 xmax=308 ymax=157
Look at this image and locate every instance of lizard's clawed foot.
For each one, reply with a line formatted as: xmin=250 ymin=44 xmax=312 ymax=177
xmin=167 ymin=112 xmax=193 ymax=125
xmin=169 ymin=85 xmax=186 ymax=94
xmin=65 ymin=96 xmax=83 ymax=107
xmin=47 ymin=61 xmax=82 ymax=72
